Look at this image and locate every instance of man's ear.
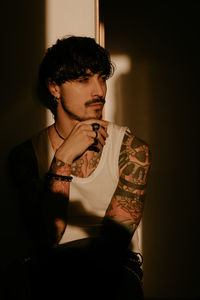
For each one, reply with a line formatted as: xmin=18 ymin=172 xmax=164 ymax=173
xmin=46 ymin=79 xmax=60 ymax=98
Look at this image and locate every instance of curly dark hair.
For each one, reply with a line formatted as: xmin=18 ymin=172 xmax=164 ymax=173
xmin=38 ymin=36 xmax=114 ymax=117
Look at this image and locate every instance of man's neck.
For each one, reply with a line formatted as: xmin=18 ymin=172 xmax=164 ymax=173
xmin=55 ymin=103 xmax=79 ymax=139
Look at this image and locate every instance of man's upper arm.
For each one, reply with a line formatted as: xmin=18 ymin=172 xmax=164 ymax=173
xmin=105 ymin=130 xmax=151 ymax=236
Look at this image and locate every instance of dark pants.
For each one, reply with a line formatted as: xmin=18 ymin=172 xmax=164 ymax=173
xmin=3 ymin=239 xmax=144 ymax=300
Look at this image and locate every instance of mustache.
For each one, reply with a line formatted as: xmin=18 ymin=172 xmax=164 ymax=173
xmin=85 ymin=97 xmax=106 ymax=107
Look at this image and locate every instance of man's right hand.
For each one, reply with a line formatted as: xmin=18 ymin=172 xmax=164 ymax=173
xmin=55 ymin=119 xmax=109 ymax=164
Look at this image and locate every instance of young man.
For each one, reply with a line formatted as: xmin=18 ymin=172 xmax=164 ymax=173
xmin=9 ymin=36 xmax=151 ymax=299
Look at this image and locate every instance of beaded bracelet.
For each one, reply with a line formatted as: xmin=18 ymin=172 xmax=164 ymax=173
xmin=46 ymin=172 xmax=73 ymax=182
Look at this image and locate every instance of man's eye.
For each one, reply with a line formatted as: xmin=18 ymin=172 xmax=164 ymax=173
xmin=101 ymin=76 xmax=107 ymax=82
xmin=78 ymin=77 xmax=88 ymax=83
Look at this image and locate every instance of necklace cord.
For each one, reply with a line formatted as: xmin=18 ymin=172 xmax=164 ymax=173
xmin=54 ymin=123 xmax=65 ymax=140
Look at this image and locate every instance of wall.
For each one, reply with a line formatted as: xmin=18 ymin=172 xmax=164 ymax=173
xmin=101 ymin=1 xmax=200 ymax=299
xmin=0 ymin=0 xmax=96 ymax=269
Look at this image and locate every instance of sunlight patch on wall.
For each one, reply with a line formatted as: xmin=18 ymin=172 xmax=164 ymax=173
xmin=105 ymin=54 xmax=131 ymax=123
xmin=45 ymin=0 xmax=95 ymax=47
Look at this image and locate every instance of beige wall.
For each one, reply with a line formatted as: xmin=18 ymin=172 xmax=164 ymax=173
xmin=46 ymin=0 xmax=96 ymax=47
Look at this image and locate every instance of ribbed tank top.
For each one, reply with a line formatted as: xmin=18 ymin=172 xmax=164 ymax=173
xmin=32 ymin=122 xmax=141 ymax=252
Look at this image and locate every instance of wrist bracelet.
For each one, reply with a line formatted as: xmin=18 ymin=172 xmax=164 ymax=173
xmin=46 ymin=172 xmax=73 ymax=182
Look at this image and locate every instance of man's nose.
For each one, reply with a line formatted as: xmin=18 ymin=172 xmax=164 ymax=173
xmin=91 ymin=78 xmax=105 ymax=98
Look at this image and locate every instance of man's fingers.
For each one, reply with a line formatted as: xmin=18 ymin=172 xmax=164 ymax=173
xmin=98 ymin=126 xmax=109 ymax=139
xmin=75 ymin=121 xmax=109 ymax=139
xmin=78 ymin=119 xmax=109 ymax=129
xmin=89 ymin=131 xmax=106 ymax=148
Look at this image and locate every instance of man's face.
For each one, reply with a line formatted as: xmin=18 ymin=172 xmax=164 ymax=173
xmin=59 ymin=71 xmax=107 ymax=121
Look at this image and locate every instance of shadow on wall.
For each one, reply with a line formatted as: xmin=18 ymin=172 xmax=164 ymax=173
xmin=102 ymin=1 xmax=200 ymax=299
xmin=0 ymin=1 xmax=46 ymax=268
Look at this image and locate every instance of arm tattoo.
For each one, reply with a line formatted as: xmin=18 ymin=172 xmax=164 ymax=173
xmin=106 ymin=130 xmax=151 ymax=235
xmin=48 ymin=157 xmax=71 ymax=194
xmin=50 ymin=157 xmax=71 ymax=175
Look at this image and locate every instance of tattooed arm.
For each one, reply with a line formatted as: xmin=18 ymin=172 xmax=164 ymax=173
xmin=45 ymin=156 xmax=72 ymax=244
xmin=48 ymin=156 xmax=71 ymax=195
xmin=103 ymin=130 xmax=151 ymax=246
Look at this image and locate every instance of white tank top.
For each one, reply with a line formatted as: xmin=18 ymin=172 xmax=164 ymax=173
xmin=32 ymin=122 xmax=141 ymax=252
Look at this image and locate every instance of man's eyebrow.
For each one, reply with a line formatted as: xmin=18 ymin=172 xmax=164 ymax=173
xmin=79 ymin=72 xmax=92 ymax=78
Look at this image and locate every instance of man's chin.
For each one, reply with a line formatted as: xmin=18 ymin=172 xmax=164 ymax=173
xmin=84 ymin=112 xmax=103 ymax=121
